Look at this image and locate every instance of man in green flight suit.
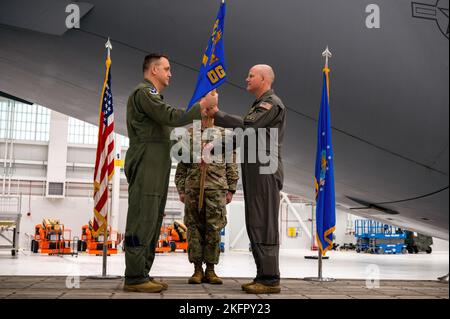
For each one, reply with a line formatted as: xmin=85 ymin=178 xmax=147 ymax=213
xmin=174 ymin=115 xmax=239 ymax=285
xmin=205 ymin=64 xmax=287 ymax=294
xmin=123 ymin=53 xmax=218 ymax=293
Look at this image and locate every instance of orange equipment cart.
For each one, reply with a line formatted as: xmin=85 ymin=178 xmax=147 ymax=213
xmin=156 ymin=221 xmax=188 ymax=253
xmin=78 ymin=220 xmax=118 ymax=255
xmin=31 ymin=218 xmax=75 ymax=255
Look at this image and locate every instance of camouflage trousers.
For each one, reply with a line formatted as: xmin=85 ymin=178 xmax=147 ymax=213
xmin=184 ymin=189 xmax=227 ymax=265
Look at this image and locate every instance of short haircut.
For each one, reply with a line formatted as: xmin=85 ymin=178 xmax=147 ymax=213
xmin=254 ymin=64 xmax=275 ymax=84
xmin=143 ymin=53 xmax=169 ymax=73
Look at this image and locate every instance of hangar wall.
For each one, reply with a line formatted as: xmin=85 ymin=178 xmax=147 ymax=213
xmin=5 ymin=192 xmax=448 ymax=253
xmin=0 ymin=99 xmax=448 ymax=253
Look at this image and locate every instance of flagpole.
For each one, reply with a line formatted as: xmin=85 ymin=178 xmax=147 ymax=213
xmin=318 ymin=248 xmax=322 ymax=278
xmin=101 ymin=188 xmax=110 ymax=276
xmin=88 ymin=37 xmax=121 ymax=280
xmin=304 ymin=46 xmax=335 ymax=283
xmin=198 ymin=89 xmax=216 ymax=210
xmin=304 ymin=237 xmax=335 ymax=282
xmin=100 ymin=37 xmax=111 ymax=278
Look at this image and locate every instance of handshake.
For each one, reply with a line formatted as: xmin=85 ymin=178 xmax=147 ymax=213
xmin=198 ymin=90 xmax=220 ymax=118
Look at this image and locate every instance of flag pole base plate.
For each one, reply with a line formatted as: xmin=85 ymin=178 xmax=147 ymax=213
xmin=438 ymin=274 xmax=449 ymax=283
xmin=303 ymin=277 xmax=336 ymax=282
xmin=87 ymin=275 xmax=122 ymax=280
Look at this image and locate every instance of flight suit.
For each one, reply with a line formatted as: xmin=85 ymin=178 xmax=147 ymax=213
xmin=124 ymin=79 xmax=201 ymax=285
xmin=174 ymin=126 xmax=239 ymax=265
xmin=214 ymin=89 xmax=286 ymax=286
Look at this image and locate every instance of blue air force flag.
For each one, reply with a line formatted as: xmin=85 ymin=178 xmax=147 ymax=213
xmin=186 ymin=0 xmax=227 ymax=110
xmin=314 ymin=67 xmax=336 ymax=256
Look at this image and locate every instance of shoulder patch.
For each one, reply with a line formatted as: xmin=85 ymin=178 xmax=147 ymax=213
xmin=148 ymin=87 xmax=158 ymax=95
xmin=259 ymin=102 xmax=273 ymax=110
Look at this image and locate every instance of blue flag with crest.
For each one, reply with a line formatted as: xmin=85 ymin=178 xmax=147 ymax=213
xmin=314 ymin=66 xmax=336 ymax=256
xmin=187 ymin=0 xmax=227 ymax=110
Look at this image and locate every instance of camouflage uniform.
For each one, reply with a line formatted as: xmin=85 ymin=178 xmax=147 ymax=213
xmin=175 ymin=126 xmax=239 ymax=265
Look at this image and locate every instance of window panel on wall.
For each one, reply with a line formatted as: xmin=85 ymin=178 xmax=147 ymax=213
xmin=2 ymin=102 xmax=51 ymax=142
xmin=119 ymin=134 xmax=129 ymax=148
xmin=84 ymin=122 xmax=97 ymax=144
xmin=68 ymin=117 xmax=98 ymax=145
xmin=68 ymin=117 xmax=84 ymax=144
xmin=35 ymin=105 xmax=50 ymax=141
xmin=0 ymin=101 xmax=9 ymax=138
xmin=67 ymin=117 xmax=127 ymax=148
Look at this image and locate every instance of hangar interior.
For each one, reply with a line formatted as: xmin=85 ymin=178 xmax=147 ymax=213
xmin=0 ymin=97 xmax=448 ymax=282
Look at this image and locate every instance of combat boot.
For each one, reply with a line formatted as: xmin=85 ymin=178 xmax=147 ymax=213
xmin=123 ymin=281 xmax=164 ymax=293
xmin=150 ymin=279 xmax=168 ymax=290
xmin=204 ymin=263 xmax=223 ymax=285
xmin=241 ymin=280 xmax=255 ymax=290
xmin=244 ymin=282 xmax=281 ymax=294
xmin=188 ymin=263 xmax=204 ymax=284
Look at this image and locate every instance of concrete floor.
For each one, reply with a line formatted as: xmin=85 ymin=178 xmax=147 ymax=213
xmin=0 ymin=249 xmax=448 ymax=280
xmin=0 ymin=250 xmax=448 ymax=299
xmin=0 ymin=276 xmax=448 ymax=299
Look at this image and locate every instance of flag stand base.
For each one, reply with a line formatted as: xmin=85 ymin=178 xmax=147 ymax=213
xmin=87 ymin=215 xmax=122 ymax=280
xmin=87 ymin=275 xmax=122 ymax=280
xmin=304 ymin=255 xmax=329 ymax=260
xmin=303 ymin=277 xmax=336 ymax=282
xmin=438 ymin=274 xmax=448 ymax=283
xmin=304 ymin=248 xmax=335 ymax=282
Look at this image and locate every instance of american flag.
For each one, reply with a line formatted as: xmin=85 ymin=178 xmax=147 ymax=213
xmin=92 ymin=59 xmax=115 ymax=236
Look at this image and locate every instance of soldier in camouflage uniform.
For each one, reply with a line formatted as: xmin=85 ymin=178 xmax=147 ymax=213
xmin=175 ymin=117 xmax=239 ymax=285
